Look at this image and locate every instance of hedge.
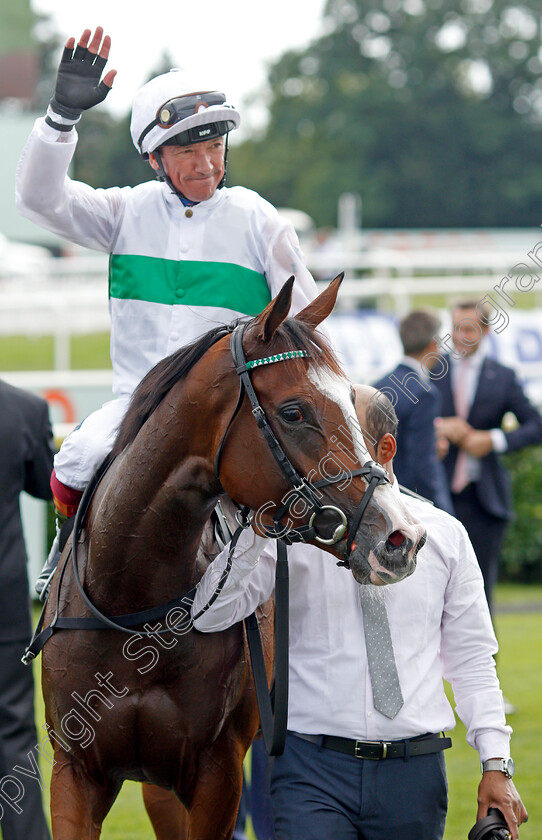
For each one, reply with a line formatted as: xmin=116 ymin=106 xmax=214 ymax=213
xmin=501 ymin=446 xmax=542 ymax=582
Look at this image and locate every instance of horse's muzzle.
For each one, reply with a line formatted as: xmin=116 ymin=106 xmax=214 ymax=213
xmin=349 ymin=525 xmax=427 ymax=586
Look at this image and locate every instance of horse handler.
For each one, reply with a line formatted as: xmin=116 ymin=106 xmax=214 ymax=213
xmin=15 ymin=26 xmax=322 ymax=598
xmin=192 ymin=385 xmax=528 ymax=840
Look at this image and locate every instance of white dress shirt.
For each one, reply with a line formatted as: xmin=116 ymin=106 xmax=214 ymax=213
xmin=193 ymin=490 xmax=511 ymax=762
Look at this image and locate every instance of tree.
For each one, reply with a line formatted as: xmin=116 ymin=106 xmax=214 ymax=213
xmin=229 ymin=0 xmax=542 ymax=228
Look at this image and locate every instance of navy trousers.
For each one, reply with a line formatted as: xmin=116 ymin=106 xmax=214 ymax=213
xmin=451 ymin=484 xmax=508 ymax=614
xmin=270 ymin=733 xmax=448 ymax=840
xmin=248 ymin=738 xmax=275 ymax=840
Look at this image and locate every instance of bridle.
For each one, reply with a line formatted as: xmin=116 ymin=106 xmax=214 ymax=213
xmin=214 ymin=323 xmax=390 ymax=568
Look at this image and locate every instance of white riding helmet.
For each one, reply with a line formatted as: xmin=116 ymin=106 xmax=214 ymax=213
xmin=131 ymin=69 xmax=241 ymax=157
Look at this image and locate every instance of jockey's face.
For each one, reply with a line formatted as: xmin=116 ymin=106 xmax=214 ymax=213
xmin=149 ymin=137 xmax=226 ymax=203
xmin=451 ymin=306 xmax=489 ymax=357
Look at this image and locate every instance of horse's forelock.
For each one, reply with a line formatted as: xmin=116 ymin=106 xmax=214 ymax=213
xmin=273 ymin=318 xmax=343 ymax=378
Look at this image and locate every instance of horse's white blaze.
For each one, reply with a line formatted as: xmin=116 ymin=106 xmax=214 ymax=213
xmin=373 ymin=482 xmax=426 ymax=546
xmin=377 ymin=481 xmax=426 ymax=535
xmin=307 ymin=367 xmax=371 ymax=466
xmin=307 ymin=367 xmax=425 ymax=550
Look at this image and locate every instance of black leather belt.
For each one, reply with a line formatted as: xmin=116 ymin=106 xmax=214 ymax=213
xmin=291 ymin=731 xmax=452 ymax=760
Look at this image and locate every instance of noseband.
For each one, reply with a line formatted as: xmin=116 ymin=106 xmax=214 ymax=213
xmin=214 ymin=323 xmax=389 ymax=566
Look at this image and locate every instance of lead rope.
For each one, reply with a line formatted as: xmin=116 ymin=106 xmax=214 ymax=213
xmin=244 ymin=539 xmax=289 ymax=755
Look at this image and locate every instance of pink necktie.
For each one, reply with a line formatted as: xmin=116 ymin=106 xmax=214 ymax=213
xmin=451 ymin=359 xmax=470 ymax=494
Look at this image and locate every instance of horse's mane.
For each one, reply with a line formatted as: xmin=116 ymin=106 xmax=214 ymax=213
xmin=112 ymin=315 xmax=342 ymax=455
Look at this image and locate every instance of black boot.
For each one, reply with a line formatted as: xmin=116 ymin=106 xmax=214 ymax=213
xmin=35 ymin=532 xmax=61 ymax=603
xmin=35 ymin=513 xmax=73 ymax=602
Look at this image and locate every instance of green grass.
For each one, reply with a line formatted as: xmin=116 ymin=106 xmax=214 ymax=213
xmin=494 ymin=583 xmax=542 ymax=606
xmin=443 ymin=607 xmax=542 ymax=840
xmin=0 ymin=333 xmax=111 ymax=371
xmin=402 ymin=290 xmax=540 ymax=312
xmin=70 ymin=333 xmax=112 ymax=370
xmin=26 ymin=587 xmax=541 ymax=839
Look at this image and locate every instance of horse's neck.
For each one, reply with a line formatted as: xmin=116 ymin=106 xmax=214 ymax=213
xmin=86 ymin=407 xmax=218 ymax=609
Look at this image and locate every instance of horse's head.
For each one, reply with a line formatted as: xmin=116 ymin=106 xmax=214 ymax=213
xmin=216 ymin=274 xmax=427 ymax=586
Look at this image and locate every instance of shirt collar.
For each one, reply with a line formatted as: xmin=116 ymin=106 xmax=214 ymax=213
xmin=401 ymin=355 xmax=429 ymax=381
xmin=451 ymin=339 xmax=488 ymax=371
xmin=162 ymin=182 xmax=225 ymax=213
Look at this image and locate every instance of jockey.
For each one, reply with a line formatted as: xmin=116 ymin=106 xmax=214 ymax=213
xmin=16 ymin=27 xmax=323 ymax=599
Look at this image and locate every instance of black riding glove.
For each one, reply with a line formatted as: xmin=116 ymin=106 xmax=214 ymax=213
xmin=50 ymin=41 xmax=112 ymax=120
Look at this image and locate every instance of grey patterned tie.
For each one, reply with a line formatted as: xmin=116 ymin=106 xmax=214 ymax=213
xmin=358 ymin=586 xmax=404 ymax=719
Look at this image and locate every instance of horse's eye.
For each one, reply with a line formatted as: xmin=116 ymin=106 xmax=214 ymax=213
xmin=281 ymin=407 xmax=304 ymax=424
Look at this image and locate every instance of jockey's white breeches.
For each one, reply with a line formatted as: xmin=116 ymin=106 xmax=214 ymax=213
xmin=53 ymin=396 xmax=131 ymax=490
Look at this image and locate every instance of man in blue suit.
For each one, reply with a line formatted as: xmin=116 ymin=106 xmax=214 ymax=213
xmin=374 ymin=310 xmax=454 ymax=514
xmin=434 ymin=299 xmax=542 ymax=614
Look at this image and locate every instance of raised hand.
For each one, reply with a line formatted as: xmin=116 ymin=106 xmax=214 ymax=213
xmin=50 ymin=27 xmax=117 ymax=119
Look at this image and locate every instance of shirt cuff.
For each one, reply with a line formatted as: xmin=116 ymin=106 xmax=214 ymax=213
xmin=191 ymin=531 xmax=270 ymax=629
xmin=39 ymin=110 xmax=79 ymax=144
xmin=476 ymin=730 xmax=511 ymax=763
xmin=490 ymin=429 xmax=508 ymax=453
xmin=47 ymin=105 xmax=81 ymax=126
xmin=231 ymin=531 xmax=269 ymax=571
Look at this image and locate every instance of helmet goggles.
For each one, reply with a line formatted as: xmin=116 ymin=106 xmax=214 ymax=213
xmin=137 ymin=91 xmax=227 ymax=151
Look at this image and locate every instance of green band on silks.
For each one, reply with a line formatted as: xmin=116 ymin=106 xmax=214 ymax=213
xmin=245 ymin=351 xmax=309 ymax=370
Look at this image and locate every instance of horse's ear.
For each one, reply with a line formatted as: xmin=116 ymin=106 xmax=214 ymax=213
xmin=252 ymin=275 xmax=295 ymax=342
xmin=295 ymin=273 xmax=344 ymax=329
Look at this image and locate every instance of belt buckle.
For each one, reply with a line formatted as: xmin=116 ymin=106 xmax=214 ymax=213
xmin=354 ymin=740 xmax=390 ymax=760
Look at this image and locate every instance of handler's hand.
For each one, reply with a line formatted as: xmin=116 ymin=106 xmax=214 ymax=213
xmin=477 ymin=772 xmax=528 ymax=840
xmin=50 ymin=27 xmax=117 ymax=119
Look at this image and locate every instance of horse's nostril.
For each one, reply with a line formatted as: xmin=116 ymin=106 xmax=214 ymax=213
xmin=387 ymin=530 xmax=406 ymax=548
xmin=416 ymin=531 xmax=427 ymax=552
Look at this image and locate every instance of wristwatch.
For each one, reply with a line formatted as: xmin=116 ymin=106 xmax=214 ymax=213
xmin=481 ymin=757 xmax=515 ymax=778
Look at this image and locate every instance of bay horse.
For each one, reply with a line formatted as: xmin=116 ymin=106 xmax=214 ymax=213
xmin=39 ymin=275 xmax=426 ymax=839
